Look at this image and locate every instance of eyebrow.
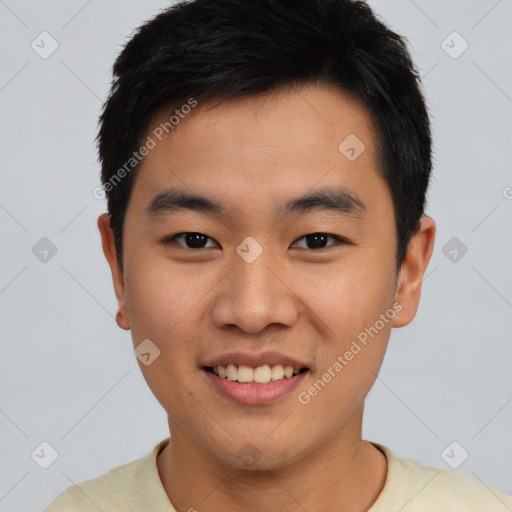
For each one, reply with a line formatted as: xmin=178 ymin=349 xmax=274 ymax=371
xmin=145 ymin=186 xmax=366 ymax=221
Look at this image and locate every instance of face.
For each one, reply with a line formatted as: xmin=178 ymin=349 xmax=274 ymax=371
xmin=99 ymin=83 xmax=434 ymax=470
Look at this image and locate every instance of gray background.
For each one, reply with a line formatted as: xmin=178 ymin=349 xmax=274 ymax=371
xmin=0 ymin=1 xmax=511 ymax=510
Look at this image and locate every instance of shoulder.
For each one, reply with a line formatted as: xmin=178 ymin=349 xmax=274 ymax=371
xmin=370 ymin=442 xmax=512 ymax=512
xmin=43 ymin=438 xmax=172 ymax=512
xmin=42 ymin=461 xmax=137 ymax=511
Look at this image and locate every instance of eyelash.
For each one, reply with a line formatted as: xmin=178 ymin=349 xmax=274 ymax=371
xmin=163 ymin=232 xmax=348 ymax=250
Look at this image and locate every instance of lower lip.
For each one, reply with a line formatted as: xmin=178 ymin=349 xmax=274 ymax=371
xmin=203 ymin=369 xmax=309 ymax=405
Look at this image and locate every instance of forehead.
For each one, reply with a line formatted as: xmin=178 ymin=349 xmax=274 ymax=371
xmin=128 ymin=83 xmax=390 ymax=223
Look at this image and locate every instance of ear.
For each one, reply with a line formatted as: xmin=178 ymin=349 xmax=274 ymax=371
xmin=392 ymin=216 xmax=436 ymax=328
xmin=97 ymin=213 xmax=131 ymax=330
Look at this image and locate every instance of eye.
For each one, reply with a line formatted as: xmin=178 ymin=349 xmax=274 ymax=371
xmin=164 ymin=232 xmax=346 ymax=251
xmin=166 ymin=232 xmax=219 ymax=249
xmin=290 ymin=233 xmax=346 ymax=250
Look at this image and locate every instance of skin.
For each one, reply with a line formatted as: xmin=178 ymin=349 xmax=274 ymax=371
xmin=98 ymin=82 xmax=435 ymax=512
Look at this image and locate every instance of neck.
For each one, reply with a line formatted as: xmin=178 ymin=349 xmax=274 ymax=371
xmin=157 ymin=411 xmax=387 ymax=512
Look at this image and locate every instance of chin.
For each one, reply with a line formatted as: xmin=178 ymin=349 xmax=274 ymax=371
xmin=210 ymin=436 xmax=307 ymax=472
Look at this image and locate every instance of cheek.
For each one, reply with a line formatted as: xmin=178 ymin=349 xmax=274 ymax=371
xmin=299 ymin=274 xmax=394 ymax=429
xmin=122 ymin=252 xmax=211 ymax=412
xmin=122 ymin=247 xmax=206 ymax=346
xmin=303 ymin=254 xmax=396 ymax=339
xmin=301 ymin=248 xmax=396 ymax=396
xmin=122 ymin=245 xmax=239 ymax=403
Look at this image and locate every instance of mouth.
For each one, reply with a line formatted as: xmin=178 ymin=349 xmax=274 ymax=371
xmin=202 ymin=363 xmax=310 ymax=385
xmin=202 ymin=362 xmax=310 ymax=405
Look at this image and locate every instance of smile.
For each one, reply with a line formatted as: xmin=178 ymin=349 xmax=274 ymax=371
xmin=202 ymin=364 xmax=310 ymax=405
xmin=204 ymin=363 xmax=309 ymax=384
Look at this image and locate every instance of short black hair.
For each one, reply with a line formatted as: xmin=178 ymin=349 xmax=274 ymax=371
xmin=98 ymin=0 xmax=432 ymax=272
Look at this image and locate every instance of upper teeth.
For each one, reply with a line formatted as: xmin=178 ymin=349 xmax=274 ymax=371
xmin=212 ymin=364 xmax=302 ymax=384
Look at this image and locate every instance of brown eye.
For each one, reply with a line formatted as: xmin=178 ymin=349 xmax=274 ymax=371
xmin=291 ymin=233 xmax=345 ymax=250
xmin=168 ymin=232 xmax=219 ymax=249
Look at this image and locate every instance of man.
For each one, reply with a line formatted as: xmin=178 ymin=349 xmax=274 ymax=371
xmin=44 ymin=0 xmax=512 ymax=510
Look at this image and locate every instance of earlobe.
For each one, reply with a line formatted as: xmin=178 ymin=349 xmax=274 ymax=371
xmin=116 ymin=309 xmax=130 ymax=331
xmin=391 ymin=216 xmax=436 ymax=328
xmin=97 ymin=213 xmax=131 ymax=331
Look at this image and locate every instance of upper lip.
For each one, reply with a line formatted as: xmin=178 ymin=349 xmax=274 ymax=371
xmin=202 ymin=351 xmax=310 ymax=369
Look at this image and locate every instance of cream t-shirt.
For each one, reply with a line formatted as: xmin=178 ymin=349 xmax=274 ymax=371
xmin=44 ymin=438 xmax=512 ymax=511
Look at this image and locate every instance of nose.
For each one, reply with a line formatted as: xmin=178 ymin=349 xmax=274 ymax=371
xmin=210 ymin=247 xmax=299 ymax=334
